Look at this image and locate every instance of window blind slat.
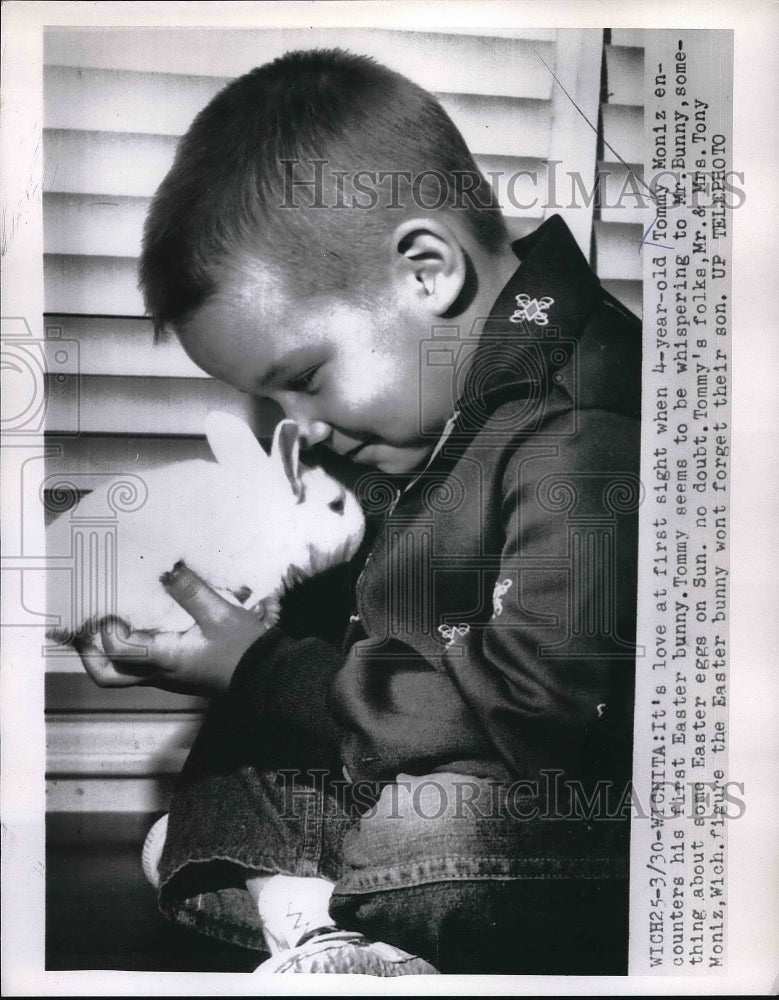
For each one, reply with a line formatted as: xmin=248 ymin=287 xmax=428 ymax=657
xmin=594 ymin=221 xmax=643 ymax=281
xmin=601 ymin=104 xmax=643 ymax=165
xmin=609 ymin=29 xmax=645 ymax=49
xmin=44 ymin=316 xmax=206 ymax=378
xmin=605 ymin=45 xmax=644 ymax=106
xmin=45 ymin=373 xmax=256 ymax=435
xmin=46 ymin=776 xmax=174 ymax=812
xmin=44 ymin=130 xmax=178 ymax=197
xmin=44 ymin=316 xmax=207 ymax=378
xmin=476 ymin=156 xmax=548 ymax=220
xmin=44 ymin=28 xmax=556 ymax=99
xmin=45 ymin=435 xmax=215 ymax=479
xmin=431 ymin=94 xmax=550 ymax=159
xmin=47 ymin=751 xmax=190 ymax=776
xmin=45 ymin=254 xmax=143 ymax=314
xmin=597 ymin=162 xmax=647 ymax=225
xmin=44 ymin=193 xmax=149 ymax=258
xmin=47 ymin=714 xmax=201 ymax=775
xmin=46 ymin=672 xmax=207 ymax=710
xmin=44 ymin=65 xmax=226 ymax=135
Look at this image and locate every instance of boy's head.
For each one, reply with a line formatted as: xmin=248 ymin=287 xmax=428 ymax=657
xmin=140 ymin=48 xmax=516 ymax=473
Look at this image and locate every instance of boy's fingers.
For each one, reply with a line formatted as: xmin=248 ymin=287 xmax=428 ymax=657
xmin=62 ymin=625 xmax=145 ymax=687
xmin=99 ymin=618 xmax=157 ymax=669
xmin=159 ymin=560 xmax=238 ymax=629
xmin=46 ymin=627 xmax=75 ymax=647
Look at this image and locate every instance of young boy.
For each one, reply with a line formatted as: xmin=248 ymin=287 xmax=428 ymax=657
xmin=73 ymin=48 xmax=641 ymax=975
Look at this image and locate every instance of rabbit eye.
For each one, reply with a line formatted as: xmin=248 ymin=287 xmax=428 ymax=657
xmin=328 ymin=496 xmax=345 ymax=515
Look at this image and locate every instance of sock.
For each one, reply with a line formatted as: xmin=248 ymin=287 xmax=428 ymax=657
xmin=247 ymin=874 xmax=337 ymax=953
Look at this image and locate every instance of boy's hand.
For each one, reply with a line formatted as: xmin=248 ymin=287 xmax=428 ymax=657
xmin=49 ymin=562 xmax=271 ymax=697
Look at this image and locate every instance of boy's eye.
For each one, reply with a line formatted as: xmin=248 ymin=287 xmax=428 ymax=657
xmin=287 ymin=366 xmax=320 ymax=393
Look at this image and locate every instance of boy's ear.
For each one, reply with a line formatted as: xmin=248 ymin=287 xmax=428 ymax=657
xmin=391 ymin=218 xmax=467 ymax=315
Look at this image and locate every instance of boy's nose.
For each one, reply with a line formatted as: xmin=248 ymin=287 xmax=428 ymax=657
xmin=295 ymin=419 xmax=332 ymax=448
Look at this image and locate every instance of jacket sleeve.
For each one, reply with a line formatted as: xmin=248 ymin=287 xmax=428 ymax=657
xmin=226 ymin=626 xmax=347 ymax=750
xmin=441 ymin=407 xmax=640 ymax=785
xmin=221 ymin=561 xmax=357 ymax=752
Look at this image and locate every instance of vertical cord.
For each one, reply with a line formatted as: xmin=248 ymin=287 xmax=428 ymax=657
xmin=591 ymin=29 xmax=612 ymax=273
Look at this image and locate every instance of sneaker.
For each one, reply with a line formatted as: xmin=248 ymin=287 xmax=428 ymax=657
xmin=141 ymin=813 xmax=169 ymax=889
xmin=254 ymin=928 xmax=439 ymax=975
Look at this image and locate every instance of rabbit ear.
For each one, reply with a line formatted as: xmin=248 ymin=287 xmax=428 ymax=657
xmin=272 ymin=420 xmax=304 ymax=501
xmin=205 ymin=411 xmax=270 ymax=471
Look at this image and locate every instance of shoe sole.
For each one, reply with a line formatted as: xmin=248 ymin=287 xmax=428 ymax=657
xmin=254 ymin=930 xmax=439 ymax=975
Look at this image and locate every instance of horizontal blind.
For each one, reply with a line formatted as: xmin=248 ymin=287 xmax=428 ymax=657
xmin=42 ymin=26 xmax=606 ymax=818
xmin=594 ymin=28 xmax=645 ymax=318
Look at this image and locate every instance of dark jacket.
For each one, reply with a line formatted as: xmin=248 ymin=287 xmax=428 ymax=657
xmin=229 ymin=215 xmax=642 ymax=792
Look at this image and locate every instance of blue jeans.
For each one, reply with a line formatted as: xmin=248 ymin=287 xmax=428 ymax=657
xmin=157 ymin=701 xmax=630 ymax=974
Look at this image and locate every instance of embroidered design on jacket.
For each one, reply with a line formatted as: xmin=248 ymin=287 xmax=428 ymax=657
xmin=491 ymin=578 xmax=513 ymax=618
xmin=438 ymin=623 xmax=471 ymax=648
xmin=510 ymin=293 xmax=554 ymax=326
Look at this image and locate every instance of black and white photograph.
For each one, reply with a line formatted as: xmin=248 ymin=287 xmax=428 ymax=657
xmin=1 ymin=1 xmax=777 ymax=994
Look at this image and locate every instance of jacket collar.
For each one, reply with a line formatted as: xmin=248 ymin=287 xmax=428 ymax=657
xmin=456 ymin=214 xmax=601 ymax=430
xmin=483 ymin=213 xmax=601 ymax=338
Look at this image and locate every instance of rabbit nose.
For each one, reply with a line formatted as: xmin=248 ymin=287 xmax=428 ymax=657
xmin=297 ymin=420 xmax=332 ymax=448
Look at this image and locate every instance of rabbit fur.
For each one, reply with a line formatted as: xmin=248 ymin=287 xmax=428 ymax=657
xmin=46 ymin=413 xmax=365 ymax=635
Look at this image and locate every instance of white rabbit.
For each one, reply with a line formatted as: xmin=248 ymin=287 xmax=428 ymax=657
xmin=46 ymin=413 xmax=365 ymax=636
